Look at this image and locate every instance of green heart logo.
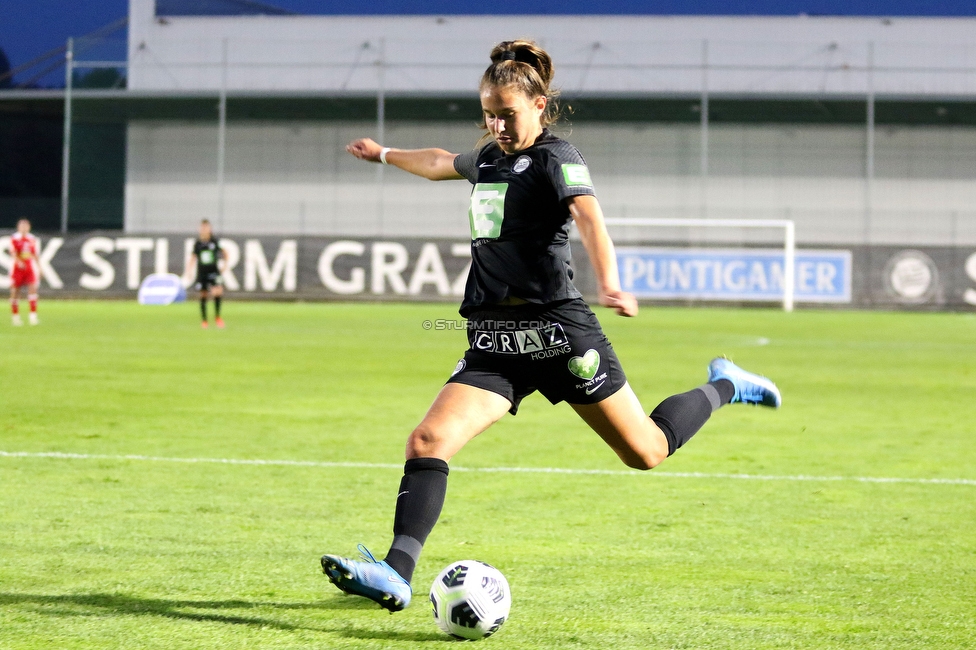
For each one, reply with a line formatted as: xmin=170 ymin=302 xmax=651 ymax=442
xmin=568 ymin=349 xmax=601 ymax=380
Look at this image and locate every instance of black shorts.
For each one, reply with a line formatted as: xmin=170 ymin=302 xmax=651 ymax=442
xmin=446 ymin=298 xmax=627 ymax=415
xmin=195 ymin=270 xmax=223 ymax=291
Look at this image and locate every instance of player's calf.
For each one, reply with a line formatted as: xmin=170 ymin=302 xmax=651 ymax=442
xmin=647 ymin=358 xmax=780 ymax=459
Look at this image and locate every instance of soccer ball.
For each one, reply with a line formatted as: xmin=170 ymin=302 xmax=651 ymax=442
xmin=429 ymin=560 xmax=511 ymax=640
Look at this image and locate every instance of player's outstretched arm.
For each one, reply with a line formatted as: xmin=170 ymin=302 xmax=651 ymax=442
xmin=568 ymin=194 xmax=638 ymax=318
xmin=346 ymin=137 xmax=463 ymax=181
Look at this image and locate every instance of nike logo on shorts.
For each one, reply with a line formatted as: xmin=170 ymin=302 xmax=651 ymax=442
xmin=585 ymin=381 xmax=606 ymax=396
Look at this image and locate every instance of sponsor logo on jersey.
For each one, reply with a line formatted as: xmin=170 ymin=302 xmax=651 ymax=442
xmin=512 ymin=156 xmax=531 ymax=174
xmin=468 ymin=183 xmax=508 ymax=240
xmin=451 ymin=359 xmax=466 ymax=376
xmin=569 ymin=349 xmax=608 ymax=394
xmin=568 ymin=349 xmax=600 ymax=379
xmin=561 ymin=164 xmax=592 ymax=187
xmin=472 ymin=322 xmax=571 ymax=359
xmin=585 ymin=381 xmax=606 ymax=395
xmin=576 ymin=372 xmax=608 ymax=394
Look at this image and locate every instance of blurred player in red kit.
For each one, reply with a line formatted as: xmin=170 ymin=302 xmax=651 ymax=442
xmin=9 ymin=218 xmax=39 ymax=326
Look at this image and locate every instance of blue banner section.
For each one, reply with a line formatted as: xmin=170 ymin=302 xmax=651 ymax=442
xmin=137 ymin=273 xmax=187 ymax=305
xmin=617 ymin=247 xmax=852 ymax=303
xmin=155 ymin=0 xmax=976 ymax=16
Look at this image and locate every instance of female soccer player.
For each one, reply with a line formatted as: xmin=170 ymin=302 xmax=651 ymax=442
xmin=322 ymin=40 xmax=781 ymax=612
xmin=9 ymin=218 xmax=39 ymax=326
xmin=185 ymin=219 xmax=226 ymax=329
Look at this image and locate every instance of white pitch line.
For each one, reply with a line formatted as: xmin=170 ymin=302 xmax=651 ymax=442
xmin=1 ymin=450 xmax=974 ymax=486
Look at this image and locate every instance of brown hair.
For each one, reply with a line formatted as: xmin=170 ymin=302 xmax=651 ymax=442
xmin=479 ymin=40 xmax=561 ymax=129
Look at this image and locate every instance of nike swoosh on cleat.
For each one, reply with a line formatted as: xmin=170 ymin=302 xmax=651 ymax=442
xmin=585 ymin=381 xmax=606 ymax=396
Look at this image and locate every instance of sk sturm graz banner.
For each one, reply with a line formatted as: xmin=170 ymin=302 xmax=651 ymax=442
xmin=1 ymin=232 xmax=975 ymax=310
xmin=0 ymin=233 xmax=472 ymax=300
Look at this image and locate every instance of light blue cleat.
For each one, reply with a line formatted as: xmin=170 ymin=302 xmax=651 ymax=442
xmin=321 ymin=545 xmax=412 ymax=612
xmin=708 ymin=357 xmax=782 ymax=408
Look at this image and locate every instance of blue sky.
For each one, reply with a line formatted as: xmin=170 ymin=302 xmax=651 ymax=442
xmin=2 ymin=0 xmax=973 ymax=87
xmin=3 ymin=0 xmax=127 ymax=86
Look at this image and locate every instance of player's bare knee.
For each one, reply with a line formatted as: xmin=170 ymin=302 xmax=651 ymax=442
xmin=621 ymin=448 xmax=664 ymax=471
xmin=405 ymin=425 xmax=444 ymax=458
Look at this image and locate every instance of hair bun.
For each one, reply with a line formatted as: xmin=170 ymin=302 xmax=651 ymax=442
xmin=481 ymin=40 xmax=560 ymax=128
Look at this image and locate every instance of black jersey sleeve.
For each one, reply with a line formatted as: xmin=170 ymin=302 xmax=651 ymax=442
xmin=453 ymin=148 xmax=480 ymax=183
xmin=545 ymin=140 xmax=596 ymax=201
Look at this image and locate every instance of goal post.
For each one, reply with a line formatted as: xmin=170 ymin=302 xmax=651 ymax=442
xmin=602 ymin=218 xmax=797 ymax=312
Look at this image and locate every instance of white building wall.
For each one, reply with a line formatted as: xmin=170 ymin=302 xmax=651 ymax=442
xmin=128 ymin=0 xmax=976 ymax=96
xmin=125 ymin=121 xmax=976 ymax=245
xmin=123 ymin=0 xmax=976 ymax=244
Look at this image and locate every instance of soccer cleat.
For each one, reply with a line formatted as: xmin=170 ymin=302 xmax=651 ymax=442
xmin=215 ymin=317 xmax=225 ymax=329
xmin=12 ymin=314 xmax=23 ymax=326
xmin=708 ymin=357 xmax=781 ymax=408
xmin=28 ymin=313 xmax=38 ymax=326
xmin=201 ymin=321 xmax=209 ymax=329
xmin=321 ymin=545 xmax=412 ymax=612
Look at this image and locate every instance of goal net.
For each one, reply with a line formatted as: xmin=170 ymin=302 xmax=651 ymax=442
xmin=602 ymin=218 xmax=797 ymax=312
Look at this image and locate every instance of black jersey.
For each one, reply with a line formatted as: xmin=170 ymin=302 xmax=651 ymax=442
xmin=453 ymin=129 xmax=596 ymax=317
xmin=193 ymin=238 xmax=221 ymax=274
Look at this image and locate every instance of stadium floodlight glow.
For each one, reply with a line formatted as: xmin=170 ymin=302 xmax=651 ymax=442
xmin=602 ymin=218 xmax=797 ymax=312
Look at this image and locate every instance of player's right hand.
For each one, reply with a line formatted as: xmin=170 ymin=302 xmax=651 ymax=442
xmin=346 ymin=138 xmax=383 ymax=163
xmin=600 ymin=289 xmax=639 ymax=317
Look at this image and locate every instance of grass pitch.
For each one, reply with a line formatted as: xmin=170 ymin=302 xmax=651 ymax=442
xmin=1 ymin=301 xmax=974 ymax=649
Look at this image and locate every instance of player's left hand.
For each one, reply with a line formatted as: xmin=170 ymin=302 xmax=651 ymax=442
xmin=600 ymin=289 xmax=638 ymax=317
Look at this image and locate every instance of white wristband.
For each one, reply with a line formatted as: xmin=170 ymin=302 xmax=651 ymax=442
xmin=379 ymin=147 xmax=391 ymax=165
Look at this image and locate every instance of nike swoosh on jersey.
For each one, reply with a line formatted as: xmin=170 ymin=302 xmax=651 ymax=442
xmin=585 ymin=381 xmax=606 ymax=396
xmin=479 ymin=163 xmax=495 ymax=167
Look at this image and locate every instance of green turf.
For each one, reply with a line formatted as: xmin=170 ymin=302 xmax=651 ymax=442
xmin=1 ymin=301 xmax=974 ymax=649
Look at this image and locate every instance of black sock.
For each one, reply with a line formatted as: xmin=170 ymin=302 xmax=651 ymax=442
xmin=214 ymin=296 xmax=222 ymax=318
xmin=650 ymin=379 xmax=734 ymax=456
xmin=200 ymin=298 xmax=207 ymax=321
xmin=383 ymin=457 xmax=449 ymax=584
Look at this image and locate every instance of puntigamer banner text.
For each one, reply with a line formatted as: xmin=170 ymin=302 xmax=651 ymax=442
xmin=1 ymin=232 xmax=975 ymax=309
xmin=617 ymin=248 xmax=853 ymax=303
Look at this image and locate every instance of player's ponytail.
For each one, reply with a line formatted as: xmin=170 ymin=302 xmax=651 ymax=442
xmin=480 ymin=40 xmax=561 ymax=128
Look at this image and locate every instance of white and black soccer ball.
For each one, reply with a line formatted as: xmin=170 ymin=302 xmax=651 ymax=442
xmin=429 ymin=560 xmax=511 ymax=640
